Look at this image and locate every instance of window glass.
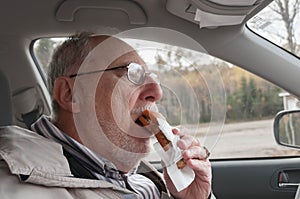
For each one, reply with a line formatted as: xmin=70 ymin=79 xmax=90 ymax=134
xmin=33 ymin=37 xmax=300 ymax=160
xmin=247 ymin=0 xmax=300 ymax=58
xmin=33 ymin=38 xmax=65 ymax=75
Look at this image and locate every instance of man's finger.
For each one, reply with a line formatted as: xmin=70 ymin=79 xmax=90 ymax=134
xmin=183 ymin=146 xmax=210 ymax=160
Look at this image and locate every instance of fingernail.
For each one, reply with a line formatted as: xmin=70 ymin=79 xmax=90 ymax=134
xmin=172 ymin=128 xmax=179 ymax=135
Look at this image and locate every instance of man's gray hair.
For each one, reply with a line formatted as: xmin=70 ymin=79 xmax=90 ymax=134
xmin=47 ymin=32 xmax=94 ymax=121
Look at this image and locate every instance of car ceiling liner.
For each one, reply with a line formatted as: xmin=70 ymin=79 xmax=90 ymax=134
xmin=166 ymin=0 xmax=267 ymax=28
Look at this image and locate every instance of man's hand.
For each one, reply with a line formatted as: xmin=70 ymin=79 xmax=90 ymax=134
xmin=163 ymin=128 xmax=212 ymax=199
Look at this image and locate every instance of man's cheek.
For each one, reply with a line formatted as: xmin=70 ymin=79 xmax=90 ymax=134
xmin=111 ymin=93 xmax=132 ymax=129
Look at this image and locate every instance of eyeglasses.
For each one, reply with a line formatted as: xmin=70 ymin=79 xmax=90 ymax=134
xmin=68 ymin=62 xmax=159 ymax=86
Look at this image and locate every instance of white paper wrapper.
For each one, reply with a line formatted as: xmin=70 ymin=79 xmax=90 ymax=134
xmin=153 ymin=118 xmax=195 ymax=192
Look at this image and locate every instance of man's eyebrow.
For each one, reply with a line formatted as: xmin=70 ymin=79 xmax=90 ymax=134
xmin=68 ymin=64 xmax=129 ymax=78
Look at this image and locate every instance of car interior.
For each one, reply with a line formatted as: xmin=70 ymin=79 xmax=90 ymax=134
xmin=1 ymin=0 xmax=300 ymax=198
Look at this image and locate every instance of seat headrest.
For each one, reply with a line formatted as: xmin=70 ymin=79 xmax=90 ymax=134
xmin=0 ymin=69 xmax=12 ymax=126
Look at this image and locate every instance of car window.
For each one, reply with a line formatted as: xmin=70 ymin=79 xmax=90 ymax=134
xmin=33 ymin=37 xmax=300 ymax=160
xmin=247 ymin=0 xmax=300 ymax=58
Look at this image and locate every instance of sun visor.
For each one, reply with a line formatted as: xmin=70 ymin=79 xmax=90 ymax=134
xmin=166 ymin=0 xmax=265 ymax=28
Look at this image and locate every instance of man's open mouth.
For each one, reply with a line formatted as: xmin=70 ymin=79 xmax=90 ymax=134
xmin=131 ymin=105 xmax=155 ymax=127
xmin=134 ymin=110 xmax=151 ymax=127
xmin=135 ymin=118 xmax=144 ymax=126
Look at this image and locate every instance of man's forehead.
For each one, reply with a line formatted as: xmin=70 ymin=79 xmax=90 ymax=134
xmin=91 ymin=35 xmax=132 ymax=50
xmin=81 ymin=35 xmax=143 ymax=70
xmin=109 ymin=51 xmax=144 ymax=68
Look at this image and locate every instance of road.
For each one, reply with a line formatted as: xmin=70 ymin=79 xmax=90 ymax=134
xmin=146 ymin=119 xmax=300 ymax=161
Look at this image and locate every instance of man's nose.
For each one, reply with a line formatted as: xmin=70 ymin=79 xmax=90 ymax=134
xmin=147 ymin=73 xmax=160 ymax=85
xmin=139 ymin=74 xmax=163 ymax=102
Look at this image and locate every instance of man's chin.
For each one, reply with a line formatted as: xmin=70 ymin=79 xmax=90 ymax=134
xmin=115 ymin=144 xmax=150 ymax=171
xmin=137 ymin=136 xmax=151 ymax=144
xmin=128 ymin=125 xmax=153 ymax=139
xmin=132 ymin=137 xmax=152 ymax=154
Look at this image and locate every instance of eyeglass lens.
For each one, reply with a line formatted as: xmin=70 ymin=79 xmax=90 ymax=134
xmin=127 ymin=63 xmax=146 ymax=85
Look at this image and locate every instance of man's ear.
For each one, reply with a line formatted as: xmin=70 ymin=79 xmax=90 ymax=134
xmin=53 ymin=77 xmax=80 ymax=113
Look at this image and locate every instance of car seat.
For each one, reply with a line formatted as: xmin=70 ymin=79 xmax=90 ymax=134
xmin=0 ymin=69 xmax=12 ymax=126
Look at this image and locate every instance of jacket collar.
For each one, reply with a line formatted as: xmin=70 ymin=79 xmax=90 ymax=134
xmin=0 ymin=125 xmax=71 ymax=177
xmin=0 ymin=125 xmax=133 ymax=192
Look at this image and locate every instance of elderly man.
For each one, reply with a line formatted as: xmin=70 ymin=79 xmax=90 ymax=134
xmin=0 ymin=32 xmax=212 ymax=199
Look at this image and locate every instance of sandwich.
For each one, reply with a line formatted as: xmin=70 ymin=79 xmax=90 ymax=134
xmin=137 ymin=109 xmax=186 ymax=169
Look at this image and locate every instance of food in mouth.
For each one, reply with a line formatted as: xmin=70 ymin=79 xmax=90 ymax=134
xmin=137 ymin=109 xmax=186 ymax=169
